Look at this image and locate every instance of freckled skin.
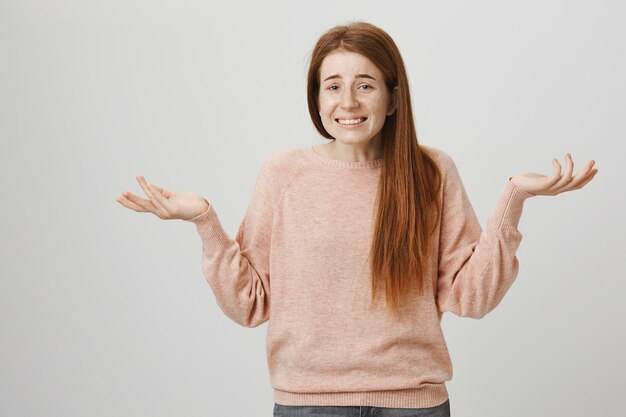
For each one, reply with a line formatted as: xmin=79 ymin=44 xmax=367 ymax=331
xmin=317 ymin=50 xmax=397 ymax=161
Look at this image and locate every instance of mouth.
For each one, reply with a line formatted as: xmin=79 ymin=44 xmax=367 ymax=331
xmin=335 ymin=116 xmax=368 ymax=127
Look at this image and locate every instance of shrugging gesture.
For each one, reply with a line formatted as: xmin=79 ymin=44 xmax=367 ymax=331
xmin=509 ymin=153 xmax=598 ymax=196
xmin=116 ymin=175 xmax=209 ymax=221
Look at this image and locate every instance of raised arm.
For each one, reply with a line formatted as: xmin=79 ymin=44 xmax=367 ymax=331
xmin=185 ymin=155 xmax=279 ymax=328
xmin=435 ymin=151 xmax=536 ymax=318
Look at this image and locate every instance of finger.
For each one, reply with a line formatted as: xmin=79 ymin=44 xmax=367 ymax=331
xmin=547 ymin=155 xmax=572 ymax=193
xmin=564 ymin=168 xmax=598 ymax=192
xmin=147 ymin=182 xmax=173 ymax=213
xmin=545 ymin=158 xmax=563 ymax=187
xmin=572 ymin=159 xmax=595 ymax=182
xmin=147 ymin=183 xmax=172 ymax=199
xmin=552 ymin=153 xmax=574 ymax=190
xmin=120 ymin=191 xmax=155 ymax=212
xmin=582 ymin=168 xmax=599 ymax=184
xmin=563 ymin=153 xmax=574 ymax=181
xmin=116 ymin=194 xmax=149 ymax=212
xmin=136 ymin=175 xmax=167 ymax=213
xmin=149 ymin=183 xmax=164 ymax=192
xmin=559 ymin=159 xmax=596 ymax=192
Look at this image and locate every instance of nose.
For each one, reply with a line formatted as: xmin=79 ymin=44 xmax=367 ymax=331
xmin=340 ymin=88 xmax=358 ymax=109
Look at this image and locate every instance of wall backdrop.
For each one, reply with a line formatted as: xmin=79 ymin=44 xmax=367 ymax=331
xmin=1 ymin=1 xmax=623 ymax=416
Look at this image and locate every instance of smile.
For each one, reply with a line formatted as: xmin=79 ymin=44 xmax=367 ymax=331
xmin=336 ymin=117 xmax=367 ymax=126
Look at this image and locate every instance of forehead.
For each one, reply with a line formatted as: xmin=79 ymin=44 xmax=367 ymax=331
xmin=319 ymin=50 xmax=383 ymax=79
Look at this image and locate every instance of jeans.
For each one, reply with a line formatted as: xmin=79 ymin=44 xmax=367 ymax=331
xmin=273 ymin=398 xmax=450 ymax=417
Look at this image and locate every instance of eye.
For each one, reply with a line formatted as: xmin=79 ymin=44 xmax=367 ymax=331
xmin=359 ymin=84 xmax=373 ymax=91
xmin=327 ymin=85 xmax=339 ymax=91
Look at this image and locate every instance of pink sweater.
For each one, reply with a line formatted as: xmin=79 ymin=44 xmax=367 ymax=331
xmin=185 ymin=145 xmax=535 ymax=408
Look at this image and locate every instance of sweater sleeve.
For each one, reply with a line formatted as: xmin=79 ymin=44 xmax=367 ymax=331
xmin=435 ymin=151 xmax=536 ymax=319
xmin=184 ymin=155 xmax=278 ymax=328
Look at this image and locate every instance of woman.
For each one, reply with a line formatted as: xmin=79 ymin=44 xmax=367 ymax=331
xmin=116 ymin=21 xmax=598 ymax=417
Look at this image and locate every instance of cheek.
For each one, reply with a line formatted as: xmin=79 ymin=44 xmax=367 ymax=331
xmin=372 ymin=95 xmax=390 ymax=114
xmin=317 ymin=101 xmax=333 ymax=127
xmin=318 ymin=97 xmax=334 ymax=115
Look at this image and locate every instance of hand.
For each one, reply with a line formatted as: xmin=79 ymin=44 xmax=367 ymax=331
xmin=116 ymin=175 xmax=210 ymax=220
xmin=509 ymin=153 xmax=598 ymax=196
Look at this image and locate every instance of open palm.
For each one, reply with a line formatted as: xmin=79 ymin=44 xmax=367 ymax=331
xmin=116 ymin=175 xmax=209 ymax=221
xmin=510 ymin=153 xmax=598 ymax=196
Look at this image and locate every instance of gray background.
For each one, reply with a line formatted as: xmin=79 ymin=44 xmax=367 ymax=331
xmin=1 ymin=0 xmax=624 ymax=416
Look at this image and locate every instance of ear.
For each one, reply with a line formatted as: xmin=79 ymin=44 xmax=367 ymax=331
xmin=387 ymin=86 xmax=398 ymax=116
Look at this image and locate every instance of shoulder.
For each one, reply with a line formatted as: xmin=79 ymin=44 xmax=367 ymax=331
xmin=260 ymin=147 xmax=306 ymax=177
xmin=419 ymin=144 xmax=456 ymax=171
xmin=254 ymin=147 xmax=311 ymax=195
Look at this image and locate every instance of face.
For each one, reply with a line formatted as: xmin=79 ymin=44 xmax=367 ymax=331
xmin=318 ymin=50 xmax=397 ymax=147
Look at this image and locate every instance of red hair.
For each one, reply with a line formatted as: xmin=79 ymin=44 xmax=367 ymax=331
xmin=306 ymin=21 xmax=442 ymax=316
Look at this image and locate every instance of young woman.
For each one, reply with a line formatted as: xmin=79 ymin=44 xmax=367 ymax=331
xmin=116 ymin=21 xmax=598 ymax=417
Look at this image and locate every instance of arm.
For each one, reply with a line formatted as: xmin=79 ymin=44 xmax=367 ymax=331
xmin=185 ymin=155 xmax=278 ymax=328
xmin=436 ymin=152 xmax=536 ymax=318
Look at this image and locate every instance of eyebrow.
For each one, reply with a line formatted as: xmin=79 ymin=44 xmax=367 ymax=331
xmin=323 ymin=73 xmax=376 ymax=82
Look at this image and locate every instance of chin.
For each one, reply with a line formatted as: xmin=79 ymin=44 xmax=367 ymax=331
xmin=332 ymin=135 xmax=374 ymax=144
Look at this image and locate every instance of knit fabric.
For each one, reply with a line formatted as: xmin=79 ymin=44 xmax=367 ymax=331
xmin=185 ymin=144 xmax=535 ymax=408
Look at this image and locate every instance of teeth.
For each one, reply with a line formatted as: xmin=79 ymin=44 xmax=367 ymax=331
xmin=337 ymin=117 xmax=366 ymax=125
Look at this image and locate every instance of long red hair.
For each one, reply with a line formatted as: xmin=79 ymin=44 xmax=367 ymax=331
xmin=306 ymin=21 xmax=443 ymax=316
